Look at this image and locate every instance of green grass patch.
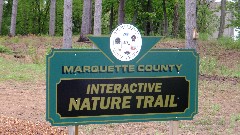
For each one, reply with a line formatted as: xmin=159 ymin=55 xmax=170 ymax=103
xmin=0 ymin=45 xmax=12 ymax=54
xmin=0 ymin=57 xmax=45 ymax=82
xmin=200 ymin=57 xmax=240 ymax=77
xmin=200 ymin=57 xmax=218 ymax=75
xmin=217 ymin=37 xmax=240 ymax=49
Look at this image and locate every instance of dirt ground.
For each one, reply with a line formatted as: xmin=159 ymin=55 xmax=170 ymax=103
xmin=0 ymin=38 xmax=239 ymax=134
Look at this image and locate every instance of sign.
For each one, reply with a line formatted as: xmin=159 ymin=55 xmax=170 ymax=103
xmin=46 ymin=25 xmax=199 ymax=126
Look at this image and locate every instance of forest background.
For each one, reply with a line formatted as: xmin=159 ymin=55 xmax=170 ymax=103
xmin=0 ymin=0 xmax=240 ymax=41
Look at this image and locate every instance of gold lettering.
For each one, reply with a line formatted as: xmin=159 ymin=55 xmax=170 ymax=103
xmin=161 ymin=65 xmax=168 ymax=71
xmin=129 ymin=65 xmax=135 ymax=72
xmin=100 ymin=97 xmax=110 ymax=109
xmin=63 ymin=66 xmax=74 ymax=73
xmin=122 ymin=65 xmax=128 ymax=72
xmin=110 ymin=97 xmax=121 ymax=109
xmin=80 ymin=98 xmax=91 ymax=110
xmin=108 ymin=66 xmax=114 ymax=72
xmin=92 ymin=97 xmax=100 ymax=110
xmin=148 ymin=83 xmax=155 ymax=92
xmin=121 ymin=84 xmax=129 ymax=93
xmin=145 ymin=65 xmax=152 ymax=72
xmin=91 ymin=84 xmax=99 ymax=94
xmin=122 ymin=96 xmax=132 ymax=109
xmin=164 ymin=95 xmax=170 ymax=107
xmin=136 ymin=96 xmax=144 ymax=108
xmin=130 ymin=83 xmax=137 ymax=93
xmin=99 ymin=66 xmax=107 ymax=72
xmin=169 ymin=65 xmax=174 ymax=72
xmin=86 ymin=84 xmax=91 ymax=94
xmin=169 ymin=95 xmax=177 ymax=107
xmin=106 ymin=84 xmax=114 ymax=93
xmin=176 ymin=64 xmax=182 ymax=72
xmin=68 ymin=98 xmax=80 ymax=111
xmin=138 ymin=83 xmax=144 ymax=92
xmin=83 ymin=66 xmax=91 ymax=72
xmin=137 ymin=65 xmax=144 ymax=72
xmin=100 ymin=84 xmax=107 ymax=93
xmin=115 ymin=65 xmax=121 ymax=72
xmin=91 ymin=66 xmax=99 ymax=72
xmin=155 ymin=83 xmax=162 ymax=92
xmin=154 ymin=95 xmax=163 ymax=107
xmin=143 ymin=96 xmax=154 ymax=108
xmin=113 ymin=84 xmax=122 ymax=93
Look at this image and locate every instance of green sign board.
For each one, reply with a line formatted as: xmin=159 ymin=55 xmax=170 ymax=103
xmin=46 ymin=36 xmax=199 ymax=126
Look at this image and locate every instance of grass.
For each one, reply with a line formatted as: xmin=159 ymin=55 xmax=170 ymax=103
xmin=0 ymin=45 xmax=12 ymax=54
xmin=217 ymin=37 xmax=240 ymax=49
xmin=200 ymin=56 xmax=240 ymax=77
xmin=0 ymin=57 xmax=45 ymax=82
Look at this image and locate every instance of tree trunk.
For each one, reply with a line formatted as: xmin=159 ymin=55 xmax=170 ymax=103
xmin=93 ymin=0 xmax=102 ymax=36
xmin=172 ymin=1 xmax=179 ymax=38
xmin=10 ymin=0 xmax=18 ymax=37
xmin=78 ymin=0 xmax=92 ymax=42
xmin=63 ymin=0 xmax=72 ymax=49
xmin=185 ymin=0 xmax=197 ymax=49
xmin=89 ymin=0 xmax=92 ymax=34
xmin=49 ymin=0 xmax=56 ymax=36
xmin=163 ymin=0 xmax=168 ymax=36
xmin=109 ymin=3 xmax=113 ymax=33
xmin=218 ymin=0 xmax=226 ymax=39
xmin=132 ymin=9 xmax=138 ymax=25
xmin=93 ymin=0 xmax=102 ymax=49
xmin=118 ymin=0 xmax=125 ymax=25
xmin=145 ymin=0 xmax=152 ymax=36
xmin=0 ymin=0 xmax=3 ymax=34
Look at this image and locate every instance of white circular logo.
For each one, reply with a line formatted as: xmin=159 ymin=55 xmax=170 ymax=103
xmin=110 ymin=24 xmax=142 ymax=61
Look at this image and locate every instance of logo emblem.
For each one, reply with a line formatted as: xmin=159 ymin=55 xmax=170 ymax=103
xmin=110 ymin=24 xmax=142 ymax=61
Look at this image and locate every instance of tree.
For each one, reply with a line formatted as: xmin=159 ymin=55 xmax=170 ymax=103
xmin=10 ymin=0 xmax=18 ymax=37
xmin=109 ymin=3 xmax=114 ymax=32
xmin=162 ymin=0 xmax=168 ymax=36
xmin=118 ymin=0 xmax=125 ymax=25
xmin=0 ymin=0 xmax=3 ymax=34
xmin=49 ymin=0 xmax=56 ymax=36
xmin=218 ymin=0 xmax=226 ymax=38
xmin=185 ymin=0 xmax=197 ymax=49
xmin=94 ymin=0 xmax=102 ymax=36
xmin=145 ymin=0 xmax=152 ymax=36
xmin=172 ymin=0 xmax=179 ymax=38
xmin=78 ymin=0 xmax=92 ymax=42
xmin=63 ymin=0 xmax=72 ymax=49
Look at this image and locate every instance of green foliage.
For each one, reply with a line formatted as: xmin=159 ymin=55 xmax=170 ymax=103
xmin=72 ymin=0 xmax=83 ymax=35
xmin=197 ymin=2 xmax=219 ymax=35
xmin=0 ymin=0 xmax=233 ymax=38
xmin=0 ymin=45 xmax=12 ymax=54
xmin=228 ymin=1 xmax=240 ymax=31
xmin=199 ymin=33 xmax=210 ymax=41
xmin=217 ymin=37 xmax=240 ymax=49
